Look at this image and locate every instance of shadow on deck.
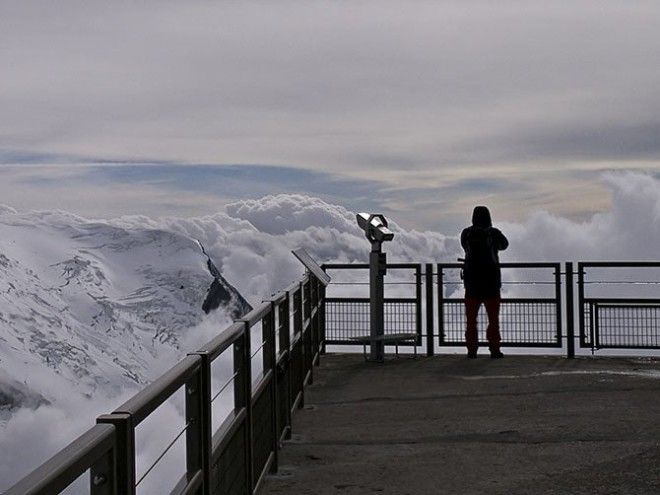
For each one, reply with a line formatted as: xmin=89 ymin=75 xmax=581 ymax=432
xmin=262 ymin=354 xmax=660 ymax=495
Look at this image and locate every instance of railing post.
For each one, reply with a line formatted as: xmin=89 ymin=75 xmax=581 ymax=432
xmin=234 ymin=324 xmax=253 ymax=493
xmin=319 ymin=278 xmax=326 ymax=355
xmin=263 ymin=305 xmax=279 ymax=473
xmin=279 ymin=295 xmax=291 ymax=354
xmin=437 ymin=265 xmax=445 ymax=347
xmin=425 ymin=264 xmax=434 ymax=356
xmin=185 ymin=352 xmax=212 ymax=494
xmin=294 ymin=285 xmax=305 ymax=409
xmin=315 ymin=277 xmax=322 ymax=360
xmin=279 ymin=295 xmax=293 ymax=439
xmin=565 ymin=262 xmax=575 ymax=359
xmin=310 ymin=277 xmax=319 ymax=364
xmin=303 ymin=279 xmax=313 ymax=385
xmin=96 ymin=413 xmax=135 ymax=495
xmin=415 ymin=264 xmax=423 ymax=348
xmin=90 ymin=442 xmax=116 ymax=495
xmin=577 ymin=263 xmax=585 ymax=348
xmin=554 ymin=264 xmax=563 ymax=348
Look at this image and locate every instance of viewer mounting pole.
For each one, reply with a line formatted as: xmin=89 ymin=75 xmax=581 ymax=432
xmin=370 ymin=239 xmax=386 ymax=362
xmin=357 ymin=213 xmax=394 ymax=362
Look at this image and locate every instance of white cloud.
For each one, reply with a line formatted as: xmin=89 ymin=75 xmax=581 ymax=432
xmin=505 ymin=172 xmax=660 ymax=262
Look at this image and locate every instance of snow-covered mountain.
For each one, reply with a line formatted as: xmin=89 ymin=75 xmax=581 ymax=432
xmin=0 ymin=207 xmax=251 ymax=414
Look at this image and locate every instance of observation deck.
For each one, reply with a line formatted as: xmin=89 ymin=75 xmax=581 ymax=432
xmin=262 ymin=354 xmax=660 ymax=495
xmin=6 ymin=260 xmax=660 ymax=495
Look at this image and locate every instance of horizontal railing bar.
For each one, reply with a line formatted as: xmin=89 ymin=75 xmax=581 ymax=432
xmin=268 ymin=291 xmax=288 ymax=305
xmin=323 ymin=263 xmax=421 ymax=270
xmin=237 ymin=301 xmax=272 ymax=327
xmin=325 ymin=297 xmax=418 ymax=303
xmin=579 ymin=261 xmax=660 ymax=268
xmin=284 ymin=280 xmax=301 ymax=293
xmin=323 ymin=264 xmax=365 ymax=269
xmin=328 ymin=282 xmax=418 ymax=286
xmin=114 ymin=355 xmax=201 ymax=425
xmin=441 ymin=281 xmax=557 ymax=285
xmin=197 ymin=321 xmax=244 ymax=361
xmin=596 ymin=303 xmax=660 ymax=308
xmin=583 ymin=298 xmax=660 ymax=303
xmin=591 ymin=344 xmax=660 ymax=350
xmin=442 ymin=298 xmax=557 ymax=303
xmin=438 ymin=262 xmax=561 ymax=269
xmin=581 ymin=281 xmax=660 ymax=285
xmin=5 ymin=424 xmax=115 ymax=495
xmin=325 ymin=340 xmax=422 ymax=346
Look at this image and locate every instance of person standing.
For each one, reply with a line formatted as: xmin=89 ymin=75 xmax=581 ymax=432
xmin=460 ymin=206 xmax=509 ymax=358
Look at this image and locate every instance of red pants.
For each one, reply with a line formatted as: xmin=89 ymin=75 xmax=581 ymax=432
xmin=465 ymin=297 xmax=501 ymax=353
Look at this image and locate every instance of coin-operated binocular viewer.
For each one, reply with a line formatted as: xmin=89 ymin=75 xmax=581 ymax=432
xmin=356 ymin=213 xmax=394 ymax=362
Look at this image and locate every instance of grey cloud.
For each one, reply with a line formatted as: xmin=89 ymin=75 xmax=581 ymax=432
xmin=455 ymin=121 xmax=660 ymax=163
xmin=2 ymin=1 xmax=660 ymax=176
xmin=2 ymin=1 xmax=660 ymax=225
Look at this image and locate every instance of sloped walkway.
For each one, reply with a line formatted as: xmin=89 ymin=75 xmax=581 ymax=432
xmin=262 ymin=354 xmax=660 ymax=495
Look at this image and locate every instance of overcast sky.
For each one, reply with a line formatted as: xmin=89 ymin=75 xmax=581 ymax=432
xmin=1 ymin=1 xmax=659 ymax=231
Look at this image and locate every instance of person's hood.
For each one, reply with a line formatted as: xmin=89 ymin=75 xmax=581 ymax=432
xmin=471 ymin=206 xmax=492 ymax=228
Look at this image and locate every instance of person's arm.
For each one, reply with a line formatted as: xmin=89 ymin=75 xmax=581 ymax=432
xmin=460 ymin=228 xmax=469 ymax=251
xmin=493 ymin=228 xmax=509 ymax=251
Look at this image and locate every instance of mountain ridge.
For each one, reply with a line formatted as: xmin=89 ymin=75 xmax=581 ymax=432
xmin=0 ymin=210 xmax=251 ymax=416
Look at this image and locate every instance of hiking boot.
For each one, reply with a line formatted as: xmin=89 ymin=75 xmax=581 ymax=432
xmin=490 ymin=350 xmax=504 ymax=359
xmin=467 ymin=351 xmax=477 ymax=359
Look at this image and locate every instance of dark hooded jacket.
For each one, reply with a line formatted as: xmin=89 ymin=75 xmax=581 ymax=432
xmin=460 ymin=206 xmax=509 ymax=298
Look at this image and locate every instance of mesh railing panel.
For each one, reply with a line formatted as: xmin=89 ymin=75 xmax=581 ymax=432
xmin=441 ymin=299 xmax=560 ymax=346
xmin=325 ymin=299 xmax=418 ymax=342
xmin=583 ymin=302 xmax=660 ymax=348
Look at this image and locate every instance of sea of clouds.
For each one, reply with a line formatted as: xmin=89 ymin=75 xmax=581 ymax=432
xmin=1 ymin=171 xmax=659 ymax=492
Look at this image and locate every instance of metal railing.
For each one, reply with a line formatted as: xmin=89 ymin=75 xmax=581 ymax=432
xmin=322 ymin=263 xmax=422 ymax=345
xmin=437 ymin=262 xmax=563 ymax=348
xmin=6 ymin=273 xmax=326 ymax=495
xmin=578 ymin=262 xmax=660 ymax=351
xmin=8 ymin=259 xmax=660 ymax=494
xmin=323 ymin=260 xmax=660 ymax=357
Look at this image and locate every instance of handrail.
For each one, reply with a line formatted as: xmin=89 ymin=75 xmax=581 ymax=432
xmin=438 ymin=261 xmax=562 ymax=269
xmin=197 ymin=321 xmax=244 ymax=360
xmin=323 ymin=263 xmax=422 ymax=269
xmin=579 ymin=261 xmax=660 ymax=268
xmin=238 ymin=300 xmax=272 ymax=327
xmin=7 ymin=269 xmax=326 ymax=495
xmin=114 ymin=355 xmax=202 ymax=425
xmin=4 ymin=424 xmax=115 ymax=495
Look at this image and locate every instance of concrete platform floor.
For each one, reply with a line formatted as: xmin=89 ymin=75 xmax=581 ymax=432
xmin=262 ymin=354 xmax=660 ymax=495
